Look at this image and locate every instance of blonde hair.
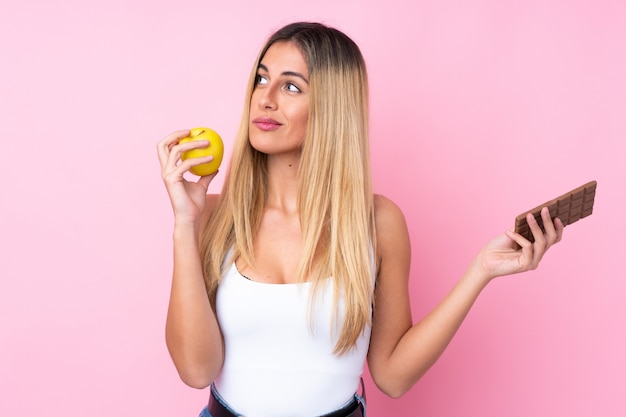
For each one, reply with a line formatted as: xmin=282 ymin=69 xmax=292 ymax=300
xmin=200 ymin=22 xmax=375 ymax=354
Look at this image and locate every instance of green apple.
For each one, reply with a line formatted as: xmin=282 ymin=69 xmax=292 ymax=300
xmin=179 ymin=127 xmax=224 ymax=176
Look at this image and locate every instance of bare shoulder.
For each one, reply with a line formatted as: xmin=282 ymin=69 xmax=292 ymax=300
xmin=373 ymin=194 xmax=411 ymax=271
xmin=374 ymin=194 xmax=406 ymax=223
xmin=374 ymin=194 xmax=409 ymax=243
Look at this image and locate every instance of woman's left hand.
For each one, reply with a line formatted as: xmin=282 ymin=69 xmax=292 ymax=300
xmin=476 ymin=207 xmax=564 ymax=281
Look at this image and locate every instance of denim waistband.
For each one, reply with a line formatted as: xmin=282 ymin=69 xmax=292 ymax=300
xmin=203 ymin=382 xmax=366 ymax=417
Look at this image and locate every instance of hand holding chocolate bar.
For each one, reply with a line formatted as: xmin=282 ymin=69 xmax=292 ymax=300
xmin=514 ymin=180 xmax=597 ymax=243
xmin=474 ymin=181 xmax=597 ymax=280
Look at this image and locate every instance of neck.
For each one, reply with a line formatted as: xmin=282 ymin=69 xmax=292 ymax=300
xmin=265 ymin=154 xmax=300 ymax=214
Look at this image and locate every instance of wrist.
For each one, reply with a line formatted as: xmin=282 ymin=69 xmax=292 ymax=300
xmin=465 ymin=254 xmax=495 ymax=289
xmin=173 ymin=220 xmax=201 ymax=241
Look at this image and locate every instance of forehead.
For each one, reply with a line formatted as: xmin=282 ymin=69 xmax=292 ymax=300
xmin=259 ymin=41 xmax=308 ymax=75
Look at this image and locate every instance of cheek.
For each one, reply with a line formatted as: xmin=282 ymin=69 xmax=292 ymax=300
xmin=293 ymin=106 xmax=309 ymax=131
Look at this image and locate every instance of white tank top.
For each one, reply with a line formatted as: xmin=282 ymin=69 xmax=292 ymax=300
xmin=214 ymin=262 xmax=372 ymax=417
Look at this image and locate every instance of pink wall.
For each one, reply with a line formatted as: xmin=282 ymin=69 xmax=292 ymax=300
xmin=1 ymin=1 xmax=624 ymax=416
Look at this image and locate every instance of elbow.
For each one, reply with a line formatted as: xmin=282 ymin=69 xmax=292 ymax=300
xmin=172 ymin=358 xmax=222 ymax=389
xmin=371 ymin=368 xmax=419 ymax=399
xmin=178 ymin=369 xmax=213 ymax=389
xmin=167 ymin=349 xmax=222 ymax=389
xmin=165 ymin=336 xmax=223 ymax=389
xmin=387 ymin=389 xmax=409 ymax=399
xmin=378 ymin=384 xmax=411 ymax=399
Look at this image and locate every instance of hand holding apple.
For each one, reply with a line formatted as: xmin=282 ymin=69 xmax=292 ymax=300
xmin=179 ymin=127 xmax=224 ymax=176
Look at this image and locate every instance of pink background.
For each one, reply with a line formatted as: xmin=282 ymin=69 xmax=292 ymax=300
xmin=1 ymin=1 xmax=624 ymax=416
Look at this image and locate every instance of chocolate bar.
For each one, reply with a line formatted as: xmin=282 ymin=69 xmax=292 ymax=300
xmin=514 ymin=180 xmax=597 ymax=242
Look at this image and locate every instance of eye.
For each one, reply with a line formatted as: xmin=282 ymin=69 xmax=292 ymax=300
xmin=285 ymin=83 xmax=301 ymax=93
xmin=256 ymin=74 xmax=268 ymax=85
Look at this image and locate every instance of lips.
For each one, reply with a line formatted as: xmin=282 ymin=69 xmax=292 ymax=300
xmin=252 ymin=116 xmax=282 ymax=131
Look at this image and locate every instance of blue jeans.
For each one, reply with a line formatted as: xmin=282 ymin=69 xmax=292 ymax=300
xmin=198 ymin=406 xmax=212 ymax=417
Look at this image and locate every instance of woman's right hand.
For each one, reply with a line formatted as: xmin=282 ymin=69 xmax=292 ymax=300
xmin=157 ymin=130 xmax=218 ymax=225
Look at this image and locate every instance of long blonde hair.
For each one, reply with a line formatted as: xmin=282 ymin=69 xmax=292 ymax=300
xmin=200 ymin=22 xmax=375 ymax=354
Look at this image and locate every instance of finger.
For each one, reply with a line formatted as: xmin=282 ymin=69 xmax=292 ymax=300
xmin=526 ymin=212 xmax=546 ymax=245
xmin=197 ymin=170 xmax=219 ymax=191
xmin=540 ymin=207 xmax=558 ymax=246
xmin=505 ymin=228 xmax=535 ymax=270
xmin=164 ymin=140 xmax=212 ymax=178
xmin=177 ymin=154 xmax=215 ymax=174
xmin=498 ymin=227 xmax=518 ymax=250
xmin=157 ymin=130 xmax=190 ymax=154
xmin=554 ymin=217 xmax=565 ymax=243
xmin=505 ymin=228 xmax=533 ymax=255
xmin=527 ymin=212 xmax=547 ymax=267
xmin=168 ymin=139 xmax=210 ymax=162
xmin=157 ymin=130 xmax=190 ymax=167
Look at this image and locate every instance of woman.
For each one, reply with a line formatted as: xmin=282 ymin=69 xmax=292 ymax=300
xmin=157 ymin=22 xmax=563 ymax=417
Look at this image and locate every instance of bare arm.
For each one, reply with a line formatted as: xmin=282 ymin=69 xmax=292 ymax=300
xmin=367 ymin=195 xmax=563 ymax=398
xmin=157 ymin=130 xmax=224 ymax=388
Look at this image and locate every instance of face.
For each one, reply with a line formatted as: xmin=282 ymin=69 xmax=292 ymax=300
xmin=249 ymin=41 xmax=309 ymax=158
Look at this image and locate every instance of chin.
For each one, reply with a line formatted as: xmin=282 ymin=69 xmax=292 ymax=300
xmin=248 ymin=133 xmax=270 ymax=154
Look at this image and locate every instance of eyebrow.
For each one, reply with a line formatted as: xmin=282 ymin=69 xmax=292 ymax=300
xmin=258 ymin=63 xmax=309 ymax=84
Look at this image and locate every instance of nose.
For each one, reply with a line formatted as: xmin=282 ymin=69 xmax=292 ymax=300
xmin=257 ymin=85 xmax=277 ymax=110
